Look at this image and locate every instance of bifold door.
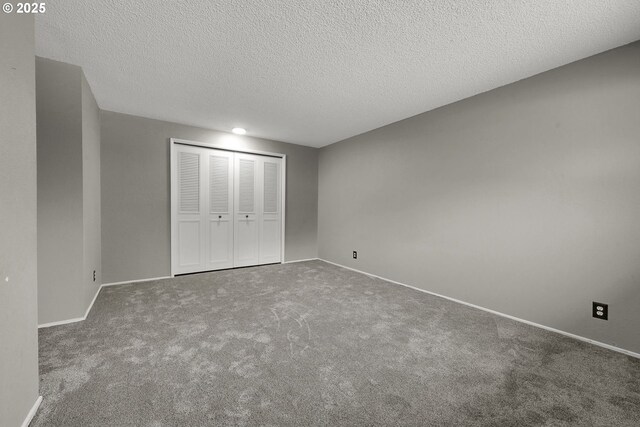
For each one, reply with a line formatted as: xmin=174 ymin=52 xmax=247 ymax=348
xmin=233 ymin=153 xmax=282 ymax=267
xmin=208 ymin=150 xmax=235 ymax=270
xmin=172 ymin=143 xmax=282 ymax=275
xmin=259 ymin=157 xmax=282 ymax=264
xmin=234 ymin=153 xmax=260 ymax=267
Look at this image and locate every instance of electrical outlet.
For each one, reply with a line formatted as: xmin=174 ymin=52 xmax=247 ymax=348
xmin=353 ymin=251 xmax=357 ymax=259
xmin=593 ymin=302 xmax=608 ymax=320
xmin=93 ymin=270 xmax=96 ymax=282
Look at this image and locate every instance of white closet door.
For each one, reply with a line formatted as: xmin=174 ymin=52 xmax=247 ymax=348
xmin=172 ymin=145 xmax=206 ymax=275
xmin=172 ymin=142 xmax=284 ymax=275
xmin=260 ymin=157 xmax=282 ymax=264
xmin=206 ymin=150 xmax=234 ymax=270
xmin=234 ymin=153 xmax=260 ymax=267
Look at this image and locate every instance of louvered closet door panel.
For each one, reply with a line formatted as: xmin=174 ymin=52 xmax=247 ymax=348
xmin=207 ymin=151 xmax=234 ymax=270
xmin=172 ymin=146 xmax=207 ymax=275
xmin=173 ymin=144 xmax=284 ymax=275
xmin=234 ymin=153 xmax=260 ymax=267
xmin=260 ymin=158 xmax=282 ymax=264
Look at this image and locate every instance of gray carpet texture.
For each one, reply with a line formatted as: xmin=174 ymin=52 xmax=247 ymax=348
xmin=35 ymin=260 xmax=640 ymax=426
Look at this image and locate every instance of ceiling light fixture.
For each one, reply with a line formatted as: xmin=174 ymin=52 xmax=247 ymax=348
xmin=232 ymin=127 xmax=246 ymax=135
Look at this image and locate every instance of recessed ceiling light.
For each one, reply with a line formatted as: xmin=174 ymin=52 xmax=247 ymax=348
xmin=232 ymin=127 xmax=246 ymax=135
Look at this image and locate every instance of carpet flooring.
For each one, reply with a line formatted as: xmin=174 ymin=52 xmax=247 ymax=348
xmin=34 ymin=260 xmax=640 ymax=426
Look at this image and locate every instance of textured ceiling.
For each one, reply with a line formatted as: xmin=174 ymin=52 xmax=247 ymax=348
xmin=36 ymin=1 xmax=640 ymax=147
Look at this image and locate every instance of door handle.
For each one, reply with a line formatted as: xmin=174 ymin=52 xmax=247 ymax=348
xmin=245 ymin=215 xmax=249 ymax=219
xmin=218 ymin=215 xmax=222 ymax=219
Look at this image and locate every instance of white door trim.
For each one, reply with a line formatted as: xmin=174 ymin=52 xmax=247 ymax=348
xmin=170 ymin=138 xmax=287 ymax=276
xmin=280 ymin=154 xmax=286 ymax=263
xmin=171 ymin=137 xmax=286 ymax=159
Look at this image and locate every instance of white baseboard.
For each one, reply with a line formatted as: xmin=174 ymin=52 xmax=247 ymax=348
xmin=38 ymin=285 xmax=102 ymax=328
xmin=38 ymin=316 xmax=85 ymax=328
xmin=101 ymin=276 xmax=171 ymax=287
xmin=283 ymin=258 xmax=319 ymax=264
xmin=39 ymin=276 xmax=171 ymax=328
xmin=83 ymin=284 xmax=102 ymax=319
xmin=21 ymin=395 xmax=42 ymax=427
xmin=318 ymin=258 xmax=640 ymax=359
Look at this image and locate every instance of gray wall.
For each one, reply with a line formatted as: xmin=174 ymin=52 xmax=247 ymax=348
xmin=82 ymin=74 xmax=102 ymax=311
xmin=0 ymin=14 xmax=40 ymax=426
xmin=37 ymin=57 xmax=84 ymax=323
xmin=101 ymin=111 xmax=318 ymax=283
xmin=319 ymin=41 xmax=640 ymax=354
xmin=37 ymin=57 xmax=102 ymax=324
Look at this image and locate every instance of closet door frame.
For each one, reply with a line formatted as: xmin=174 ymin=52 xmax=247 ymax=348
xmin=170 ymin=138 xmax=286 ymax=277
